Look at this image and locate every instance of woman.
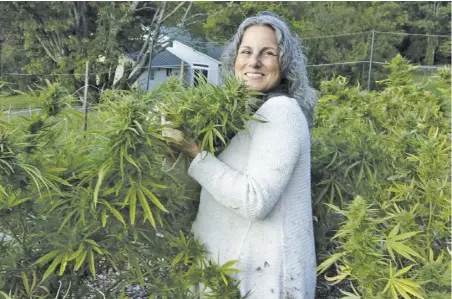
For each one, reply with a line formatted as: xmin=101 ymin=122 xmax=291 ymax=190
xmin=172 ymin=12 xmax=317 ymax=299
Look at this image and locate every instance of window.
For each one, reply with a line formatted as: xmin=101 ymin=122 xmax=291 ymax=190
xmin=150 ymin=69 xmax=155 ymax=80
xmin=193 ymin=69 xmax=208 ymax=86
xmin=166 ymin=68 xmax=173 ymax=77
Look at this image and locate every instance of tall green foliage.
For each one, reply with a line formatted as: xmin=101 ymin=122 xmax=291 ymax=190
xmin=156 ymin=76 xmax=263 ymax=155
xmin=313 ymin=56 xmax=450 ymax=298
xmin=0 ymin=77 xmax=256 ymax=298
xmin=1 ymin=57 xmax=450 ymax=299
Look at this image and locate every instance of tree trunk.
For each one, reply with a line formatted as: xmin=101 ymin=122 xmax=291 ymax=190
xmin=425 ymin=35 xmax=438 ymax=65
xmin=424 ymin=2 xmax=440 ymax=66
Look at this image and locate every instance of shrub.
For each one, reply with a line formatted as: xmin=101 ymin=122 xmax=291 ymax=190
xmin=0 ymin=78 xmax=253 ymax=298
xmin=313 ymin=56 xmax=451 ymax=298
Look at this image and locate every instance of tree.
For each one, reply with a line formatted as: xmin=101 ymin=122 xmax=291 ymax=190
xmin=401 ymin=1 xmax=451 ymax=65
xmin=0 ymin=2 xmax=32 ymax=90
xmin=195 ymin=1 xmax=409 ymax=89
xmin=2 ymin=1 xmax=220 ymax=97
xmin=113 ymin=1 xmax=192 ymax=89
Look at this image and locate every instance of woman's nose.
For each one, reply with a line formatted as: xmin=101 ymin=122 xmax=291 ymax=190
xmin=248 ymin=53 xmax=261 ymax=68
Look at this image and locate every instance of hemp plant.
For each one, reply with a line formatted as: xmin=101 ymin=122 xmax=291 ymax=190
xmin=156 ymin=76 xmax=264 ymax=155
xmin=1 ymin=79 xmax=252 ymax=298
xmin=313 ymin=56 xmax=451 ymax=299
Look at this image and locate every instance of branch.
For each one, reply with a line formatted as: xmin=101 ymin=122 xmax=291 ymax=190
xmin=183 ymin=13 xmax=206 ymax=23
xmin=134 ymin=5 xmax=157 ymax=13
xmin=180 ymin=1 xmax=194 ymax=25
xmin=34 ymin=31 xmax=59 ymax=63
xmin=128 ymin=2 xmax=167 ymax=81
xmin=180 ymin=1 xmax=235 ymax=27
xmin=130 ymin=1 xmax=140 ymax=12
xmin=135 ymin=8 xmax=160 ymax=66
xmin=161 ymin=1 xmax=188 ymax=23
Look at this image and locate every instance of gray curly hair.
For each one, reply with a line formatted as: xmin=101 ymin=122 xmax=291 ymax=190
xmin=220 ymin=11 xmax=317 ymax=127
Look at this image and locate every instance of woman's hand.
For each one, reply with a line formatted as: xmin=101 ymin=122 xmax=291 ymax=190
xmin=162 ymin=128 xmax=200 ymax=159
xmin=180 ymin=138 xmax=200 ymax=159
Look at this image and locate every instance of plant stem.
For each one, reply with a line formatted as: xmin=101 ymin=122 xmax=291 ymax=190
xmin=0 ymin=217 xmax=31 ymax=257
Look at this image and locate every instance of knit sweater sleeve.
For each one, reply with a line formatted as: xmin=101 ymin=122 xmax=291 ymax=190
xmin=187 ymin=96 xmax=308 ymax=221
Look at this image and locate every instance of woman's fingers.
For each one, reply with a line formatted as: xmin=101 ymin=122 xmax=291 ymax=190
xmin=162 ymin=128 xmax=185 ymax=145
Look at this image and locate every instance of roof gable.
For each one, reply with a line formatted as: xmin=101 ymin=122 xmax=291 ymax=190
xmin=126 ymin=50 xmax=189 ymax=67
xmin=125 ymin=41 xmax=224 ymax=67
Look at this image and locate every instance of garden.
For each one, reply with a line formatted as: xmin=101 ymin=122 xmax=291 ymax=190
xmin=0 ymin=55 xmax=450 ymax=299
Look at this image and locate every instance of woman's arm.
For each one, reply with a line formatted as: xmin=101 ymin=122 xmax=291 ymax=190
xmin=187 ymin=96 xmax=309 ymax=221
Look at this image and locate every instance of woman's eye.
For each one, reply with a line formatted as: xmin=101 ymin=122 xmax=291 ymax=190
xmin=264 ymin=51 xmax=276 ymax=56
xmin=241 ymin=50 xmax=251 ymax=55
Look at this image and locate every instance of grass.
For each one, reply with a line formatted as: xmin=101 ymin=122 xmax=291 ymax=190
xmin=412 ymin=66 xmax=447 ymax=96
xmin=0 ymin=94 xmax=40 ymax=109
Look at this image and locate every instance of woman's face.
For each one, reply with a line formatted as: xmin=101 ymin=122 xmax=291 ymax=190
xmin=234 ymin=25 xmax=281 ymax=92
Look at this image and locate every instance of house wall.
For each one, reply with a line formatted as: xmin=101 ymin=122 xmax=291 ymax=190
xmin=166 ymin=41 xmax=221 ymax=86
xmin=134 ymin=67 xmax=185 ymax=91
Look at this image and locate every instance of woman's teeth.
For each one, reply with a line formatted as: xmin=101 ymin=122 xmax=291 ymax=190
xmin=246 ymin=73 xmax=264 ymax=77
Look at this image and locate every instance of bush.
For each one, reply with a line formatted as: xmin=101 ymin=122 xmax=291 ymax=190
xmin=1 ymin=56 xmax=450 ymax=299
xmin=313 ymin=55 xmax=451 ymax=298
xmin=0 ymin=79 xmax=252 ymax=298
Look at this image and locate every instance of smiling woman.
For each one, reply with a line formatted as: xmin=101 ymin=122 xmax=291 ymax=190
xmin=171 ymin=11 xmax=318 ymax=299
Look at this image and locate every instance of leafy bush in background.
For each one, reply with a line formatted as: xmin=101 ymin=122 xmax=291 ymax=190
xmin=313 ymin=55 xmax=451 ymax=299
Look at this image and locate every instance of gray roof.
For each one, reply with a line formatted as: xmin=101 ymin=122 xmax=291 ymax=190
xmin=126 ymin=42 xmax=224 ymax=68
xmin=205 ymin=43 xmax=224 ymax=61
xmin=126 ymin=50 xmax=188 ymax=67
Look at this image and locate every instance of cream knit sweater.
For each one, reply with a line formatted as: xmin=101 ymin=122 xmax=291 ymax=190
xmin=187 ymin=95 xmax=316 ymax=299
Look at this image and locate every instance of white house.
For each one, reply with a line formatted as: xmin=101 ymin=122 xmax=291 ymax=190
xmin=114 ymin=40 xmax=224 ymax=91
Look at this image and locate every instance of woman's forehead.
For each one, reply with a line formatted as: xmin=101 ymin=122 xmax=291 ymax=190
xmin=240 ymin=25 xmax=278 ymax=47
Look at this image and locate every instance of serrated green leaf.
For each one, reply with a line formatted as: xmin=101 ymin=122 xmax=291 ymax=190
xmin=317 ymin=252 xmax=346 ymax=274
xmin=94 ymin=163 xmax=109 ymax=207
xmin=74 ymin=250 xmax=88 ymax=271
xmin=68 ymin=243 xmax=85 ymax=261
xmin=221 ymin=260 xmax=238 ymax=269
xmin=21 ymin=272 xmax=30 ymax=295
xmin=140 ymin=185 xmax=168 ymax=213
xmin=88 ymin=250 xmax=96 ymax=278
xmin=393 ymin=231 xmax=420 ymax=241
xmin=84 ymin=239 xmax=100 ymax=248
xmin=129 ymin=187 xmax=137 ymax=225
xmin=137 ymin=187 xmax=156 ymax=228
xmin=394 ymin=265 xmax=414 ymax=277
xmin=58 ymin=256 xmax=68 ymax=276
xmin=212 ymin=127 xmax=226 ymax=145
xmin=101 ymin=209 xmax=107 ymax=227
xmin=102 ymin=200 xmax=126 ymax=227
xmin=172 ymin=251 xmax=184 ymax=266
xmin=41 ymin=255 xmax=62 ymax=282
xmin=58 ymin=209 xmax=77 ymax=232
xmin=34 ymin=250 xmax=60 ymax=265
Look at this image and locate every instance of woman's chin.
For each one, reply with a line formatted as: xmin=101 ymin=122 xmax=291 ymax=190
xmin=244 ymin=83 xmax=265 ymax=92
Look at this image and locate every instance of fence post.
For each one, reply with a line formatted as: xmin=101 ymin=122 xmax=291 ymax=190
xmin=367 ymin=30 xmax=375 ymax=91
xmin=83 ymin=60 xmax=89 ymax=131
xmin=29 ymin=104 xmax=32 ymax=117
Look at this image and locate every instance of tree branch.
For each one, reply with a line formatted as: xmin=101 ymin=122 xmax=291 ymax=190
xmin=34 ymin=31 xmax=59 ymax=63
xmin=128 ymin=2 xmax=167 ymax=81
xmin=135 ymin=8 xmax=160 ymax=67
xmin=179 ymin=1 xmax=194 ymax=26
xmin=161 ymin=1 xmax=188 ymax=23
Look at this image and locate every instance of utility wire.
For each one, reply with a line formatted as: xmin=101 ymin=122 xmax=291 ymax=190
xmin=374 ymin=30 xmax=450 ymax=38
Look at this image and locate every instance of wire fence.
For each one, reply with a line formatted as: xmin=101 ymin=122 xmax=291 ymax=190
xmin=0 ymin=30 xmax=450 ymax=103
